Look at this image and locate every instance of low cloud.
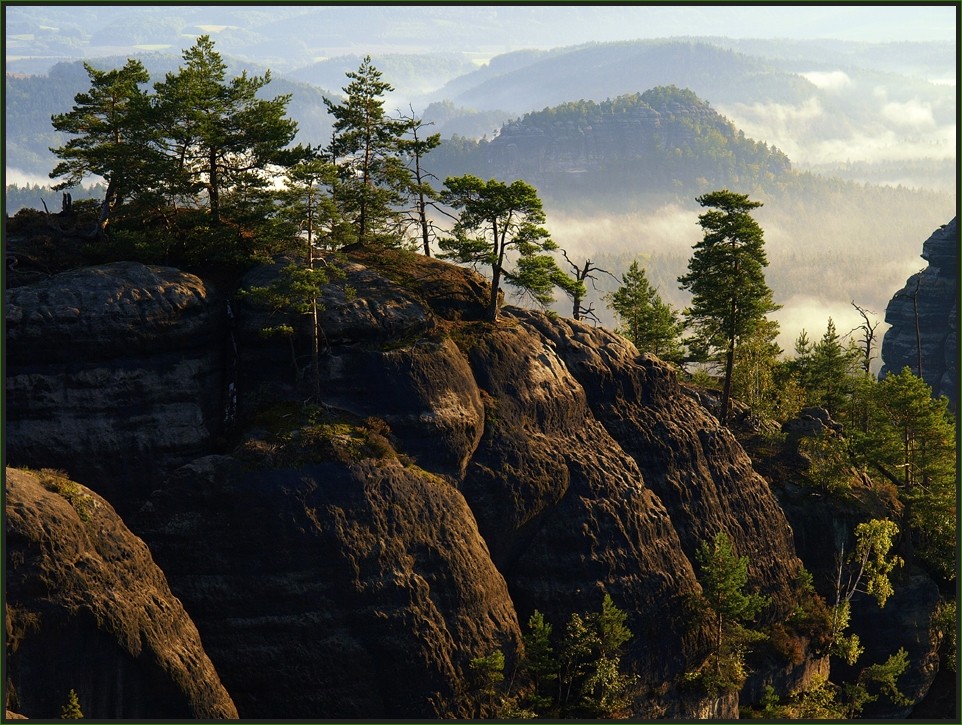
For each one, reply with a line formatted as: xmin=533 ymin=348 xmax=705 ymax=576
xmin=5 ymin=167 xmax=56 ymax=187
xmin=719 ymin=95 xmax=955 ymax=165
xmin=546 ymin=202 xmax=700 ymax=259
xmin=881 ymin=98 xmax=937 ymax=128
xmin=716 ymin=97 xmax=824 ymax=161
xmin=799 ymin=70 xmax=853 ymax=91
xmin=806 ymin=126 xmax=956 ymax=163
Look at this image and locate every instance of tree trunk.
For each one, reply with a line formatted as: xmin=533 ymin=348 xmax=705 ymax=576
xmin=208 ymin=149 xmax=220 ymax=225
xmin=487 ymin=265 xmax=501 ymax=322
xmin=487 ymin=219 xmax=503 ymax=322
xmin=307 ymin=199 xmax=321 ymax=401
xmin=720 ymin=336 xmax=735 ymax=425
xmin=419 ymin=191 xmax=431 ymax=257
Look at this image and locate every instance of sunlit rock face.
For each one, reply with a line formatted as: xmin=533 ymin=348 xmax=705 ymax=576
xmin=880 ymin=217 xmax=958 ymax=409
xmin=4 ymin=467 xmax=238 ymax=720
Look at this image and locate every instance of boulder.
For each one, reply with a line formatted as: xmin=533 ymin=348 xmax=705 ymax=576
xmin=134 ymin=456 xmax=521 ymax=719
xmin=4 ymin=467 xmax=237 ymax=719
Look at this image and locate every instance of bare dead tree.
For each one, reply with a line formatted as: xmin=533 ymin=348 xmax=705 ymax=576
xmin=39 ymin=199 xmax=64 ymax=235
xmin=910 ymin=272 xmax=924 ymax=379
xmin=396 ymin=105 xmax=455 ymax=257
xmin=848 ymin=300 xmax=881 ymax=378
xmin=561 ymin=249 xmax=617 ymax=323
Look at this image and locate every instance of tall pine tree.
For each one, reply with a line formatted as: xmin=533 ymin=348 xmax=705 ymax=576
xmin=440 ymin=175 xmax=570 ymax=322
xmin=152 ymin=35 xmax=299 ymax=225
xmin=49 ymin=59 xmax=157 ymax=235
xmin=678 ymin=190 xmax=779 ymax=424
xmin=324 ymin=56 xmax=409 ymax=244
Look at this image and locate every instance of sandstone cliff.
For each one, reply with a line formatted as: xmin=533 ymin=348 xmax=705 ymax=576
xmin=5 ymin=262 xmax=225 ymax=514
xmin=4 ymin=467 xmax=237 ymax=719
xmin=880 ymin=217 xmax=958 ymax=409
xmin=5 ymin=250 xmax=826 ymax=718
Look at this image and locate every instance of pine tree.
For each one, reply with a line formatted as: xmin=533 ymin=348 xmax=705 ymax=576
xmin=609 ymin=260 xmax=685 ymax=362
xmin=521 ymin=610 xmax=558 ymax=714
xmin=325 ymin=56 xmax=409 ymax=244
xmin=678 ymin=190 xmax=779 ymax=424
xmin=49 ymin=59 xmax=157 ymax=235
xmin=440 ymin=175 xmax=569 ymax=322
xmin=854 ymin=369 xmax=956 ymax=579
xmin=808 ymin=318 xmax=861 ymax=413
xmin=152 ymin=35 xmax=299 ymax=226
xmin=693 ymin=531 xmax=769 ymax=694
xmin=468 ymin=650 xmax=505 ymax=718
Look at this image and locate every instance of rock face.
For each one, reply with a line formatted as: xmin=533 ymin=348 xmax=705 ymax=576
xmin=6 ymin=248 xmax=819 ymax=718
xmin=4 ymin=467 xmax=237 ymax=719
xmin=135 ymin=456 xmax=521 ymax=719
xmin=880 ymin=217 xmax=958 ymax=409
xmin=4 ymin=262 xmax=227 ymax=511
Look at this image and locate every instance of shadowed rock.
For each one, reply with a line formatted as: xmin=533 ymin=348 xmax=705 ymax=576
xmin=5 ymin=262 xmax=225 ymax=509
xmin=880 ymin=217 xmax=958 ymax=409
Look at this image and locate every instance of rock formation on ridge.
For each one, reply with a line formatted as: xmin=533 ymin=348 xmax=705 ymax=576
xmin=3 ymin=248 xmax=871 ymax=718
xmin=880 ymin=217 xmax=958 ymax=409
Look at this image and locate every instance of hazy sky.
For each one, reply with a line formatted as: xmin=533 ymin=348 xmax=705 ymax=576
xmin=6 ymin=4 xmax=958 ymax=55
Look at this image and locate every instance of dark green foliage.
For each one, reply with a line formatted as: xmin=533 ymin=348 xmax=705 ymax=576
xmin=49 ymin=59 xmax=159 ymax=236
xmin=849 ymin=368 xmax=957 ymax=580
xmin=790 ymin=318 xmax=862 ymax=413
xmin=477 ymin=595 xmax=638 ymax=719
xmin=324 ymin=56 xmax=409 ymax=245
xmin=519 ymin=610 xmax=557 ymax=712
xmin=60 ymin=688 xmax=83 ymax=719
xmin=678 ymin=189 xmax=779 ymax=424
xmin=151 ymin=35 xmax=300 ymax=225
xmin=468 ymin=650 xmax=505 ymax=718
xmin=45 ymin=35 xmax=304 ymax=268
xmin=276 ymin=158 xmax=353 ymax=251
xmin=608 ymin=259 xmax=685 ymax=363
xmin=440 ymin=175 xmax=570 ymax=322
xmin=477 ymin=87 xmax=791 ymax=197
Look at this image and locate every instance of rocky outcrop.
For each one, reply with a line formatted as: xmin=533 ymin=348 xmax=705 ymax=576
xmin=4 ymin=262 xmax=226 ymax=511
xmin=134 ymin=455 xmax=521 ymax=719
xmin=5 ymin=248 xmax=822 ymax=718
xmin=880 ymin=218 xmax=958 ymax=409
xmin=4 ymin=467 xmax=237 ymax=719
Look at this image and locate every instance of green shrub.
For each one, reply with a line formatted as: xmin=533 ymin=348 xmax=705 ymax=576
xmin=38 ymin=469 xmax=94 ymax=522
